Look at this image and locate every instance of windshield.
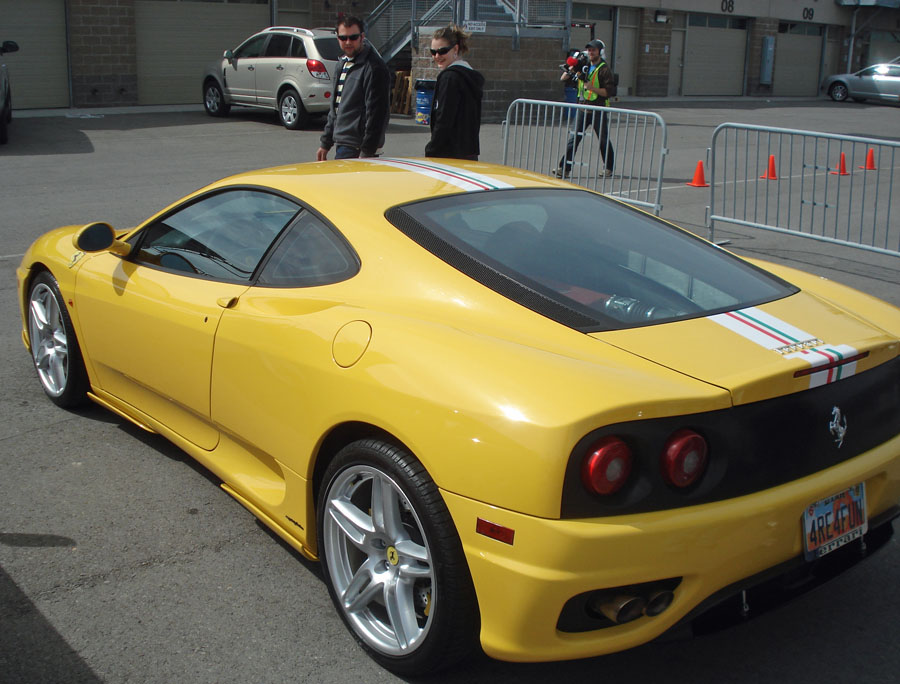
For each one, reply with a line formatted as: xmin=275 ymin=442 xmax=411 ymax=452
xmin=389 ymin=188 xmax=797 ymax=331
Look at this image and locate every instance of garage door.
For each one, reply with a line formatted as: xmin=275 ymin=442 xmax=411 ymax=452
xmin=135 ymin=0 xmax=269 ymax=105
xmin=773 ymin=31 xmax=822 ymax=96
xmin=682 ymin=16 xmax=747 ymax=96
xmin=0 ymin=0 xmax=68 ymax=109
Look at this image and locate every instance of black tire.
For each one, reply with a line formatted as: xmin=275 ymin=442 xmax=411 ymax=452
xmin=27 ymin=271 xmax=89 ymax=408
xmin=317 ymin=439 xmax=480 ymax=676
xmin=851 ymin=97 xmax=867 ymax=103
xmin=278 ymin=88 xmax=308 ymax=130
xmin=829 ymin=82 xmax=849 ymax=102
xmin=203 ymin=80 xmax=230 ymax=117
xmin=0 ymin=110 xmax=7 ymax=145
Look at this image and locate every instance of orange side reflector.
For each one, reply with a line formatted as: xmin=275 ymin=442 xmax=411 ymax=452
xmin=476 ymin=518 xmax=515 ymax=545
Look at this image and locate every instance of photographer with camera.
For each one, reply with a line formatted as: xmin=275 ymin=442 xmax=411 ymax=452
xmin=555 ymin=39 xmax=616 ymax=179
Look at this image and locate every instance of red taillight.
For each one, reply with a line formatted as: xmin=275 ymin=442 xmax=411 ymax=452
xmin=581 ymin=436 xmax=632 ymax=495
xmin=661 ymin=429 xmax=708 ymax=488
xmin=306 ymin=59 xmax=329 ymax=79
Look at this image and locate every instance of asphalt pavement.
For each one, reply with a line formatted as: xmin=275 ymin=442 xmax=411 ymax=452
xmin=1 ymin=98 xmax=898 ymax=683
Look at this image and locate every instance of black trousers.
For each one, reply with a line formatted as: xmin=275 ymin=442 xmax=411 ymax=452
xmin=558 ymin=106 xmax=614 ymax=173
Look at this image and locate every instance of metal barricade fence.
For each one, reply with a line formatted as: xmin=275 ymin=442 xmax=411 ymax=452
xmin=707 ymin=123 xmax=899 ymax=257
xmin=502 ymin=99 xmax=668 ymax=215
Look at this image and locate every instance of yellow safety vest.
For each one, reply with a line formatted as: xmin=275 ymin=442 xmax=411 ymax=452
xmin=578 ymin=62 xmax=610 ymax=106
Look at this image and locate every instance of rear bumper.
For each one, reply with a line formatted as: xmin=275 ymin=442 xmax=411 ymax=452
xmin=442 ymin=432 xmax=900 ymax=662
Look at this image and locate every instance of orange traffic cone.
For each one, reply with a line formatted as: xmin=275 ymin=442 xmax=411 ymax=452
xmin=830 ymin=152 xmax=850 ymax=176
xmin=686 ymin=160 xmax=709 ymax=187
xmin=858 ymin=148 xmax=877 ymax=170
xmin=759 ymin=155 xmax=778 ymax=180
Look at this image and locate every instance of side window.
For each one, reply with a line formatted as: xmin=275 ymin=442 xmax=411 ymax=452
xmin=256 ymin=211 xmax=358 ymax=287
xmin=133 ymin=190 xmax=300 ymax=281
xmin=234 ymin=35 xmax=266 ymax=59
xmin=290 ymin=37 xmax=307 ymax=59
xmin=265 ymin=34 xmax=292 ymax=58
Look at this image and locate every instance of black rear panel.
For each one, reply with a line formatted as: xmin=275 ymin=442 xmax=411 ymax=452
xmin=562 ymin=356 xmax=900 ymax=518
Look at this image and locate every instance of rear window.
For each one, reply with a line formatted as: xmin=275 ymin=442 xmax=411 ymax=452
xmin=387 ymin=188 xmax=797 ymax=331
xmin=313 ymin=36 xmax=342 ymax=61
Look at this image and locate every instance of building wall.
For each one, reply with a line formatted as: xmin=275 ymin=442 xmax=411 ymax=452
xmin=746 ymin=17 xmax=778 ymax=97
xmin=413 ymin=31 xmax=565 ymax=123
xmin=69 ymin=0 xmax=139 ymax=107
xmin=635 ymin=8 xmax=671 ymax=97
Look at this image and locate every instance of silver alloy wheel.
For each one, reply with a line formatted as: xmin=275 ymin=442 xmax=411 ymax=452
xmin=830 ymin=83 xmax=848 ymax=102
xmin=28 ymin=282 xmax=69 ymax=398
xmin=280 ymin=93 xmax=298 ymax=126
xmin=323 ymin=464 xmax=435 ymax=656
xmin=205 ymin=85 xmax=221 ymax=113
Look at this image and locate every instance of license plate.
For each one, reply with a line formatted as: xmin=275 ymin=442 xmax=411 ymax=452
xmin=803 ymin=483 xmax=868 ymax=561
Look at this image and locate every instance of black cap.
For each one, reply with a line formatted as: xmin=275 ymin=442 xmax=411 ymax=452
xmin=585 ymin=39 xmax=604 ymax=51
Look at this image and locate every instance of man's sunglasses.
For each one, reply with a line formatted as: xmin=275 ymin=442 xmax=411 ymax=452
xmin=429 ymin=45 xmax=455 ymax=56
xmin=337 ymin=33 xmax=361 ymax=42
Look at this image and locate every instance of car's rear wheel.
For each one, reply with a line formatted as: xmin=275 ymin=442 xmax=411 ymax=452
xmin=203 ymin=80 xmax=230 ymax=117
xmin=829 ymin=82 xmax=849 ymax=102
xmin=27 ymin=272 xmax=89 ymax=407
xmin=318 ymin=439 xmax=479 ymax=676
xmin=278 ymin=88 xmax=308 ymax=130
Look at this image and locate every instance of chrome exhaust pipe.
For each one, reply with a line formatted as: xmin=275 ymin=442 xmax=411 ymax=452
xmin=594 ymin=595 xmax=647 ymax=624
xmin=643 ymin=590 xmax=675 ymax=617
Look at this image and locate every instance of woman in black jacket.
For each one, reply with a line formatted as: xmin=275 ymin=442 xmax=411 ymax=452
xmin=424 ymin=25 xmax=484 ymax=160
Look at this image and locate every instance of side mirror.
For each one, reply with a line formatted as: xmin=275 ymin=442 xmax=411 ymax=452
xmin=73 ymin=222 xmax=132 ymax=256
xmin=0 ymin=40 xmax=18 ymax=56
xmin=224 ymin=49 xmax=234 ymax=65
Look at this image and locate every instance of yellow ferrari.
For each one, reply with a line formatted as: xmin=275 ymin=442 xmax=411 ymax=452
xmin=16 ymin=159 xmax=900 ymax=675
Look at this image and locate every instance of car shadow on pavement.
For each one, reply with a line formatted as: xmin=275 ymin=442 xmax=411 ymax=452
xmin=2 ymin=110 xmax=327 ymax=156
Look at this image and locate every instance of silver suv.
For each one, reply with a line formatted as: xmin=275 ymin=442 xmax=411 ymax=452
xmin=203 ymin=27 xmax=341 ymax=129
xmin=1 ymin=39 xmax=19 ymax=145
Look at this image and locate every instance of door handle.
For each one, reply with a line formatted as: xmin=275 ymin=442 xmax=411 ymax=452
xmin=276 ymin=65 xmax=284 ymax=70
xmin=217 ymin=296 xmax=239 ymax=309
xmin=247 ymin=66 xmax=255 ymax=71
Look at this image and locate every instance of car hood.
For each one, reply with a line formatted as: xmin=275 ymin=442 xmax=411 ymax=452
xmin=591 ymin=290 xmax=900 ymax=405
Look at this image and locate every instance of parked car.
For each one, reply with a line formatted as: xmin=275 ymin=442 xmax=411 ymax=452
xmin=821 ymin=62 xmax=900 ymax=103
xmin=1 ymin=39 xmax=19 ymax=144
xmin=16 ymin=159 xmax=900 ymax=675
xmin=203 ymin=26 xmax=340 ymax=129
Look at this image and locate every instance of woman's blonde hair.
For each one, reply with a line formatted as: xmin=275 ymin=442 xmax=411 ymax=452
xmin=432 ymin=24 xmax=471 ymax=54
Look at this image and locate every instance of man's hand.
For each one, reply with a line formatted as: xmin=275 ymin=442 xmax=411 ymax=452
xmin=316 ymin=147 xmax=329 ymax=161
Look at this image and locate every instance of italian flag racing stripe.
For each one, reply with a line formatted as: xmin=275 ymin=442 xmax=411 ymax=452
xmin=361 ymin=158 xmax=515 ymax=192
xmin=710 ymin=307 xmax=858 ymax=387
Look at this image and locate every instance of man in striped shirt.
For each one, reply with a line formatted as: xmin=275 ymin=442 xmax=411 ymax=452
xmin=317 ymin=16 xmax=391 ymax=160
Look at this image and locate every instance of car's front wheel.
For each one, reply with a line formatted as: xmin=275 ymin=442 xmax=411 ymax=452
xmin=203 ymin=80 xmax=230 ymax=117
xmin=829 ymin=82 xmax=849 ymax=102
xmin=278 ymin=88 xmax=308 ymax=130
xmin=27 ymin=272 xmax=89 ymax=407
xmin=318 ymin=439 xmax=480 ymax=676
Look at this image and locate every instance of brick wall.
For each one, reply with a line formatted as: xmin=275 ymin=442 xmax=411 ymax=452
xmin=413 ymin=31 xmax=565 ymax=123
xmin=311 ymin=2 xmax=378 ymax=33
xmin=746 ymin=17 xmax=778 ymax=96
xmin=634 ymin=9 xmax=671 ymax=97
xmin=69 ymin=0 xmax=138 ymax=107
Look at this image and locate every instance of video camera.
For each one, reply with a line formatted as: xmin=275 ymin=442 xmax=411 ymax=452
xmin=559 ymin=50 xmax=590 ymax=81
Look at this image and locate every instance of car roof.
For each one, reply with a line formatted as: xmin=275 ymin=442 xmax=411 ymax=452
xmin=207 ymin=159 xmax=569 ymax=217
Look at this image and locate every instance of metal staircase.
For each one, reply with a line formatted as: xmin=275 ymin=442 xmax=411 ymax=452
xmin=366 ymin=0 xmax=521 ymax=63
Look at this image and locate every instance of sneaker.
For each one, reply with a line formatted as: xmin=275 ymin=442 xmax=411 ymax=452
xmin=554 ymin=168 xmax=570 ymax=179
xmin=598 ymin=168 xmax=614 ymax=178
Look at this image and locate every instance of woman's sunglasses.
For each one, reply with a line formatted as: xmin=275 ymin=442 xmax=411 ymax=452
xmin=430 ymin=45 xmax=455 ymax=56
xmin=337 ymin=33 xmax=361 ymax=42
